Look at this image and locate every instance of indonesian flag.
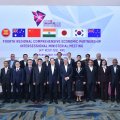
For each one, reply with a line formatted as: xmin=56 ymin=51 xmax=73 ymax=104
xmin=73 ymin=29 xmax=87 ymax=37
xmin=58 ymin=29 xmax=71 ymax=38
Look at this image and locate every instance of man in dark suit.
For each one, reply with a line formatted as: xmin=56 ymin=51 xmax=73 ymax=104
xmin=42 ymin=55 xmax=50 ymax=99
xmin=94 ymin=53 xmax=103 ymax=99
xmin=11 ymin=61 xmax=24 ymax=103
xmin=0 ymin=61 xmax=12 ymax=103
xmin=109 ymin=59 xmax=120 ymax=103
xmin=33 ymin=58 xmax=46 ymax=103
xmin=60 ymin=58 xmax=73 ymax=104
xmin=32 ymin=53 xmax=38 ymax=67
xmin=8 ymin=54 xmax=17 ymax=69
xmin=55 ymin=52 xmax=64 ymax=98
xmin=83 ymin=54 xmax=91 ymax=67
xmin=24 ymin=59 xmax=33 ymax=102
xmin=20 ymin=54 xmax=28 ymax=69
xmin=47 ymin=58 xmax=59 ymax=104
xmin=75 ymin=55 xmax=85 ymax=68
xmin=86 ymin=59 xmax=97 ymax=102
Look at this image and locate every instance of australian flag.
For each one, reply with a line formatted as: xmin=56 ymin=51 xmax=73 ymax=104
xmin=12 ymin=28 xmax=25 ymax=37
xmin=88 ymin=29 xmax=101 ymax=37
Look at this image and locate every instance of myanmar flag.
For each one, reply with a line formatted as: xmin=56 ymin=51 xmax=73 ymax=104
xmin=58 ymin=29 xmax=71 ymax=38
xmin=42 ymin=28 xmax=56 ymax=37
xmin=28 ymin=28 xmax=41 ymax=37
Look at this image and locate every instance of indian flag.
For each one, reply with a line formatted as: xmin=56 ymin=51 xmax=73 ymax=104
xmin=42 ymin=28 xmax=56 ymax=37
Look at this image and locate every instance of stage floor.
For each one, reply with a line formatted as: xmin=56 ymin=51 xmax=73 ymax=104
xmin=0 ymin=100 xmax=120 ymax=120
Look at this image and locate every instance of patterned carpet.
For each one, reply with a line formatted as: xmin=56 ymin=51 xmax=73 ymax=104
xmin=0 ymin=100 xmax=120 ymax=120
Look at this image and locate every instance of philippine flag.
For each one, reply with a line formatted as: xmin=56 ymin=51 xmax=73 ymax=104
xmin=73 ymin=29 xmax=87 ymax=37
xmin=57 ymin=29 xmax=71 ymax=38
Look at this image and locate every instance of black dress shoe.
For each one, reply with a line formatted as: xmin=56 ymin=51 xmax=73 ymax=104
xmin=25 ymin=100 xmax=28 ymax=103
xmin=2 ymin=100 xmax=7 ymax=103
xmin=11 ymin=100 xmax=16 ymax=103
xmin=92 ymin=99 xmax=96 ymax=102
xmin=54 ymin=100 xmax=58 ymax=104
xmin=19 ymin=100 xmax=22 ymax=103
xmin=86 ymin=99 xmax=89 ymax=102
xmin=116 ymin=100 xmax=120 ymax=103
xmin=67 ymin=100 xmax=71 ymax=104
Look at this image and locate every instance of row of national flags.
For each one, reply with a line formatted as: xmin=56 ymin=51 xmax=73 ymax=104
xmin=1 ymin=28 xmax=101 ymax=38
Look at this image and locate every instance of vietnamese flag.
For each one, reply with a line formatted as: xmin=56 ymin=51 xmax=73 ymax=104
xmin=28 ymin=28 xmax=41 ymax=37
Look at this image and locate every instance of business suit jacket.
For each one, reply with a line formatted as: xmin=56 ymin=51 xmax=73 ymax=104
xmin=8 ymin=60 xmax=17 ymax=69
xmin=32 ymin=59 xmax=38 ymax=68
xmin=0 ymin=67 xmax=12 ymax=84
xmin=24 ymin=66 xmax=33 ymax=84
xmin=109 ymin=65 xmax=120 ymax=84
xmin=20 ymin=60 xmax=28 ymax=68
xmin=33 ymin=66 xmax=45 ymax=85
xmin=12 ymin=68 xmax=24 ymax=84
xmin=47 ymin=64 xmax=59 ymax=84
xmin=85 ymin=66 xmax=97 ymax=84
xmin=75 ymin=61 xmax=85 ymax=68
xmin=60 ymin=65 xmax=73 ymax=82
xmin=94 ymin=59 xmax=103 ymax=69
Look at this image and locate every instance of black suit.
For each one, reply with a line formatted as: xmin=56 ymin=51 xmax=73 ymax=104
xmin=12 ymin=68 xmax=24 ymax=101
xmin=0 ymin=68 xmax=12 ymax=101
xmin=55 ymin=58 xmax=64 ymax=98
xmin=98 ymin=66 xmax=110 ymax=100
xmin=24 ymin=66 xmax=33 ymax=101
xmin=47 ymin=64 xmax=59 ymax=101
xmin=60 ymin=65 xmax=73 ymax=102
xmin=20 ymin=60 xmax=28 ymax=68
xmin=86 ymin=66 xmax=97 ymax=100
xmin=94 ymin=59 xmax=103 ymax=99
xmin=109 ymin=65 xmax=120 ymax=101
xmin=33 ymin=66 xmax=45 ymax=101
xmin=32 ymin=59 xmax=38 ymax=68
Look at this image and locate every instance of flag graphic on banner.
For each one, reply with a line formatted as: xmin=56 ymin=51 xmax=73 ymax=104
xmin=42 ymin=28 xmax=56 ymax=37
xmin=73 ymin=29 xmax=87 ymax=37
xmin=58 ymin=29 xmax=71 ymax=38
xmin=12 ymin=28 xmax=25 ymax=37
xmin=28 ymin=28 xmax=41 ymax=37
xmin=1 ymin=28 xmax=10 ymax=37
xmin=88 ymin=29 xmax=101 ymax=37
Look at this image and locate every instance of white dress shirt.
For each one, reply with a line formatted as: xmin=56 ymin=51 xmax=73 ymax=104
xmin=114 ymin=66 xmax=117 ymax=73
xmin=102 ymin=66 xmax=106 ymax=73
xmin=38 ymin=66 xmax=42 ymax=73
xmin=5 ymin=67 xmax=8 ymax=74
xmin=97 ymin=60 xmax=101 ymax=66
xmin=65 ymin=65 xmax=68 ymax=72
xmin=51 ymin=65 xmax=55 ymax=74
xmin=89 ymin=66 xmax=93 ymax=71
xmin=58 ymin=59 xmax=60 ymax=65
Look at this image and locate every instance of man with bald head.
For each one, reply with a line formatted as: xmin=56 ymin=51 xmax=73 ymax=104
xmin=109 ymin=59 xmax=120 ymax=103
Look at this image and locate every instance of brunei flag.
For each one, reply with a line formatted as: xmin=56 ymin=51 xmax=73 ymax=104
xmin=42 ymin=28 xmax=56 ymax=37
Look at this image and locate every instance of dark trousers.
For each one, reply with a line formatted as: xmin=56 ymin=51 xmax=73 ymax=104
xmin=62 ymin=80 xmax=72 ymax=101
xmin=34 ymin=83 xmax=44 ymax=101
xmin=111 ymin=82 xmax=120 ymax=100
xmin=96 ymin=84 xmax=101 ymax=99
xmin=101 ymin=82 xmax=108 ymax=100
xmin=25 ymin=83 xmax=32 ymax=100
xmin=13 ymin=83 xmax=23 ymax=100
xmin=2 ymin=83 xmax=11 ymax=100
xmin=49 ymin=82 xmax=57 ymax=101
xmin=87 ymin=82 xmax=95 ymax=100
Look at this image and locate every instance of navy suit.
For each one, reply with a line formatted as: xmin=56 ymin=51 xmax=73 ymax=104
xmin=12 ymin=68 xmax=24 ymax=100
xmin=20 ymin=60 xmax=28 ymax=69
xmin=47 ymin=64 xmax=59 ymax=101
xmin=33 ymin=66 xmax=45 ymax=101
xmin=0 ymin=67 xmax=12 ymax=100
xmin=86 ymin=66 xmax=97 ymax=100
xmin=60 ymin=65 xmax=73 ymax=102
xmin=24 ymin=66 xmax=33 ymax=100
xmin=109 ymin=65 xmax=120 ymax=101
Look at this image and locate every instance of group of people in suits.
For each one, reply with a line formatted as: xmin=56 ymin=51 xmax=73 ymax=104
xmin=0 ymin=52 xmax=120 ymax=104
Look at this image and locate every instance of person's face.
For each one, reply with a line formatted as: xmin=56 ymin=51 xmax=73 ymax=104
xmin=57 ymin=53 xmax=62 ymax=58
xmin=28 ymin=60 xmax=32 ymax=66
xmin=45 ymin=57 xmax=49 ymax=61
xmin=4 ymin=62 xmax=8 ymax=67
xmin=50 ymin=59 xmax=55 ymax=65
xmin=77 ymin=56 xmax=81 ymax=61
xmin=15 ymin=62 xmax=20 ymax=68
xmin=64 ymin=59 xmax=68 ymax=65
xmin=86 ymin=55 xmax=90 ymax=60
xmin=113 ymin=60 xmax=118 ymax=66
xmin=34 ymin=55 xmax=38 ymax=59
xmin=77 ymin=62 xmax=81 ymax=67
xmin=11 ymin=54 xmax=15 ymax=60
xmin=96 ymin=54 xmax=101 ymax=60
xmin=88 ymin=61 xmax=93 ymax=66
xmin=38 ymin=60 xmax=42 ymax=65
xmin=23 ymin=55 xmax=28 ymax=60
xmin=102 ymin=60 xmax=106 ymax=66
xmin=67 ymin=53 xmax=71 ymax=58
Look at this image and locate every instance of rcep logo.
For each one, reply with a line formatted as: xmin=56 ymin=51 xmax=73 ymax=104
xmin=32 ymin=11 xmax=46 ymax=26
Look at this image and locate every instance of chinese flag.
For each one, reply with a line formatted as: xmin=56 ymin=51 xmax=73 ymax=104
xmin=28 ymin=28 xmax=41 ymax=37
